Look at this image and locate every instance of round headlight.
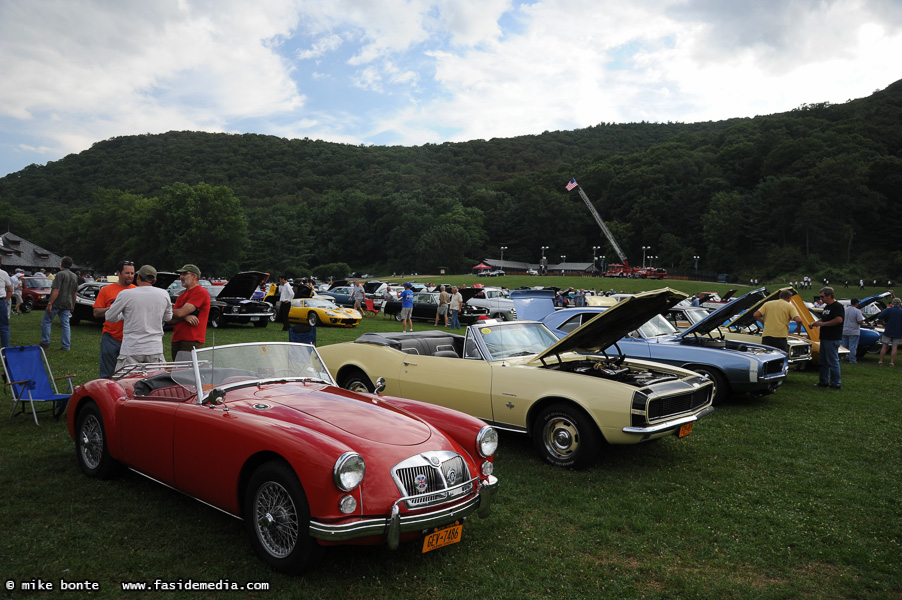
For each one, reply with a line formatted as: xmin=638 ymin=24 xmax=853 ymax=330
xmin=333 ymin=452 xmax=366 ymax=491
xmin=476 ymin=426 xmax=499 ymax=458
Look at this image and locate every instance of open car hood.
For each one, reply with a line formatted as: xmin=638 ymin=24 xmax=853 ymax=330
xmin=728 ymin=287 xmax=798 ymax=329
xmin=216 ymin=272 xmax=269 ymax=299
xmin=152 ymin=272 xmax=179 ymax=292
xmin=860 ymin=291 xmax=892 ymax=309
xmin=531 ymin=288 xmax=688 ymax=361
xmin=677 ymin=287 xmax=768 ymax=338
xmin=510 ymin=289 xmax=556 ymax=321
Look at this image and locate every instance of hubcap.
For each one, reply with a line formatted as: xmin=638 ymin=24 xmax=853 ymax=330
xmin=543 ymin=417 xmax=579 ymax=459
xmin=254 ymin=481 xmax=298 ymax=558
xmin=80 ymin=415 xmax=103 ymax=470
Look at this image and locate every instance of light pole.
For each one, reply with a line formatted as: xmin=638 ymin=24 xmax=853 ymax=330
xmin=693 ymin=255 xmax=700 ymax=279
xmin=642 ymin=246 xmax=650 ymax=268
xmin=601 ymin=255 xmax=606 ymax=273
xmin=500 ymin=246 xmax=507 ymax=265
xmin=651 ymin=255 xmax=658 ymax=268
xmin=560 ymin=255 xmax=566 ymax=276
xmin=540 ymin=246 xmax=549 ymax=275
xmin=592 ymin=246 xmax=601 ymax=273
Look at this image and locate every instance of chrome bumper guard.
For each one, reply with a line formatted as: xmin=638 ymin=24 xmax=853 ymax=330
xmin=622 ymin=405 xmax=715 ymax=436
xmin=308 ymin=475 xmax=499 ymax=549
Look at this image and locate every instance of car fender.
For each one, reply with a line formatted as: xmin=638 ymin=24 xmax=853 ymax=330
xmin=66 ymin=379 xmax=130 ymax=461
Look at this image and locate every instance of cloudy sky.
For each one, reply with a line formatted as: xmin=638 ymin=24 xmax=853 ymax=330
xmin=1 ymin=0 xmax=900 ymax=177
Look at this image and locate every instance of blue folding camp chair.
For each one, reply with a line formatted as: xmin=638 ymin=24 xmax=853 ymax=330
xmin=3 ymin=345 xmax=75 ymax=425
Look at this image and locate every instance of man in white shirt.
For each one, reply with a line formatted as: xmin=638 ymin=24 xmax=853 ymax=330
xmin=10 ymin=268 xmax=23 ymax=315
xmin=278 ymin=275 xmax=294 ymax=331
xmin=0 ymin=260 xmax=11 ymax=347
xmin=104 ymin=265 xmax=173 ymax=372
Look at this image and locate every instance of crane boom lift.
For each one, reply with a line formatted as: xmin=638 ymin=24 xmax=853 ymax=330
xmin=573 ymin=185 xmax=629 ymax=268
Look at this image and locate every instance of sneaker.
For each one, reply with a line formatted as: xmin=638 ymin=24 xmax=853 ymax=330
xmin=39 ymin=343 xmax=50 ymax=350
xmin=829 ymin=384 xmax=841 ymax=390
xmin=813 ymin=382 xmax=830 ymax=388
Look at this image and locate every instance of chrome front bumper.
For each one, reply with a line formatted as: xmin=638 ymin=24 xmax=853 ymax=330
xmin=622 ymin=405 xmax=715 ymax=437
xmin=308 ymin=475 xmax=499 ymax=549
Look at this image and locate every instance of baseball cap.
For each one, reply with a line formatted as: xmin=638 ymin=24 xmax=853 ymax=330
xmin=177 ymin=264 xmax=201 ymax=276
xmin=136 ymin=265 xmax=157 ymax=280
xmin=404 ymin=282 xmax=411 ymax=288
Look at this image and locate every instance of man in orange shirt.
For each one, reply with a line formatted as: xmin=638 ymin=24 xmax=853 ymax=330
xmin=93 ymin=260 xmax=136 ymax=378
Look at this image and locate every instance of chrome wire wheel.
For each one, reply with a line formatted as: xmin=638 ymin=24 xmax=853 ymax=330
xmin=79 ymin=413 xmax=104 ymax=471
xmin=254 ymin=481 xmax=299 ymax=559
xmin=541 ymin=416 xmax=580 ymax=461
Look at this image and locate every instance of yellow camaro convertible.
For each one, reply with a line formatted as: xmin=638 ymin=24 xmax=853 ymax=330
xmin=318 ymin=289 xmax=714 ymax=468
xmin=289 ymin=296 xmax=362 ymax=327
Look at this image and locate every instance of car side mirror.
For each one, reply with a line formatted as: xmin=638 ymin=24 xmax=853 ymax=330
xmin=205 ymin=387 xmax=226 ymax=407
xmin=374 ymin=377 xmax=386 ymax=395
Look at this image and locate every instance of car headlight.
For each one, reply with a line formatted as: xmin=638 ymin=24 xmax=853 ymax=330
xmin=476 ymin=426 xmax=498 ymax=458
xmin=333 ymin=452 xmax=366 ymax=491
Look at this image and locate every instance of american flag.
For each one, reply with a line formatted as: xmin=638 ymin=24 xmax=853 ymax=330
xmin=565 ymin=178 xmax=578 ymax=191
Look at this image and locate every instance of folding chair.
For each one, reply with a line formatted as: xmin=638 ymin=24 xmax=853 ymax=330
xmin=363 ymin=298 xmax=379 ymax=318
xmin=3 ymin=345 xmax=75 ymax=425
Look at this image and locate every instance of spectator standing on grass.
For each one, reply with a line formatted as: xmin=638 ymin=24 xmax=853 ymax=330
xmin=352 ymin=280 xmax=365 ymax=314
xmin=40 ymin=256 xmax=78 ymax=351
xmin=841 ymin=298 xmax=865 ymax=364
xmin=753 ymin=289 xmax=802 ymax=353
xmin=0 ymin=258 xmax=11 ymax=347
xmin=10 ymin=268 xmax=24 ymax=315
xmin=810 ymin=287 xmax=844 ymax=390
xmin=278 ymin=275 xmax=294 ymax=331
xmin=104 ymin=265 xmax=173 ymax=371
xmin=449 ymin=286 xmax=463 ymax=330
xmin=93 ymin=260 xmax=136 ymax=378
xmin=399 ymin=282 xmax=414 ymax=333
xmin=877 ymin=297 xmax=902 ymax=367
xmin=169 ymin=264 xmax=210 ymax=360
xmin=435 ymin=285 xmax=450 ymax=327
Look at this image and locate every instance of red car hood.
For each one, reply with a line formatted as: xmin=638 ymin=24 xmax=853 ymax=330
xmin=238 ymin=383 xmax=433 ymax=446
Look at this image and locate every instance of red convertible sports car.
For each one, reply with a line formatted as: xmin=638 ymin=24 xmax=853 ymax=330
xmin=67 ymin=342 xmax=499 ymax=573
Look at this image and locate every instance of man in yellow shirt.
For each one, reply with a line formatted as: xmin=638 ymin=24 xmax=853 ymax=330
xmin=753 ymin=289 xmax=802 ymax=352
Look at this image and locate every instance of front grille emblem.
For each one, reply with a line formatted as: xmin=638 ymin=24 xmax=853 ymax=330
xmin=414 ymin=474 xmax=428 ymax=493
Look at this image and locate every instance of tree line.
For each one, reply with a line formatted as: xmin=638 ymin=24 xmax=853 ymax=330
xmin=1 ymin=79 xmax=900 ymax=281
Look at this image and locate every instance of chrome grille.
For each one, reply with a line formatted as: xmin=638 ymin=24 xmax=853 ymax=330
xmin=645 ymin=388 xmax=710 ymax=421
xmin=392 ymin=452 xmax=472 ymax=508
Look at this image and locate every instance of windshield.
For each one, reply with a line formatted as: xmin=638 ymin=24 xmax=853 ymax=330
xmin=637 ymin=314 xmax=680 ymax=338
xmin=306 ymin=298 xmax=339 ymax=309
xmin=26 ymin=277 xmax=53 ymax=288
xmin=682 ymin=308 xmax=709 ymax=325
xmin=171 ymin=342 xmax=334 ymax=397
xmin=474 ymin=322 xmax=560 ymax=360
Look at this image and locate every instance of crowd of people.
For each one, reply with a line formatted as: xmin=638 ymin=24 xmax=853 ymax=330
xmin=3 ymin=262 xmax=901 ymax=385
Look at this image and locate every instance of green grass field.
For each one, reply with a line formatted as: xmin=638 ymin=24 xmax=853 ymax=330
xmin=1 ymin=277 xmax=899 ymax=599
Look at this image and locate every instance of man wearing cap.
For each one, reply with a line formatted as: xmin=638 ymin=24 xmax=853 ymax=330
xmin=104 ymin=265 xmax=173 ymax=371
xmin=399 ymin=282 xmax=414 ymax=332
xmin=877 ymin=296 xmax=902 ymax=367
xmin=169 ymin=264 xmax=211 ymax=360
xmin=0 ymin=257 xmax=11 ymax=347
xmin=93 ymin=260 xmax=136 ymax=377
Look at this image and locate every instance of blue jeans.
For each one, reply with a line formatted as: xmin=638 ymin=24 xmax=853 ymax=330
xmin=0 ymin=299 xmax=9 ymax=347
xmin=99 ymin=332 xmax=122 ymax=378
xmin=819 ymin=339 xmax=841 ymax=386
xmin=841 ymin=334 xmax=859 ymax=363
xmin=41 ymin=307 xmax=71 ymax=350
xmin=450 ymin=309 xmax=460 ymax=329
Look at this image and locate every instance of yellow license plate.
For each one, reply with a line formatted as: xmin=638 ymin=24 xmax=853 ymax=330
xmin=422 ymin=522 xmax=463 ymax=553
xmin=678 ymin=422 xmax=694 ymax=438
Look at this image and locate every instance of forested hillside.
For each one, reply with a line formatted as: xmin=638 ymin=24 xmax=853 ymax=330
xmin=1 ymin=79 xmax=900 ymax=279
